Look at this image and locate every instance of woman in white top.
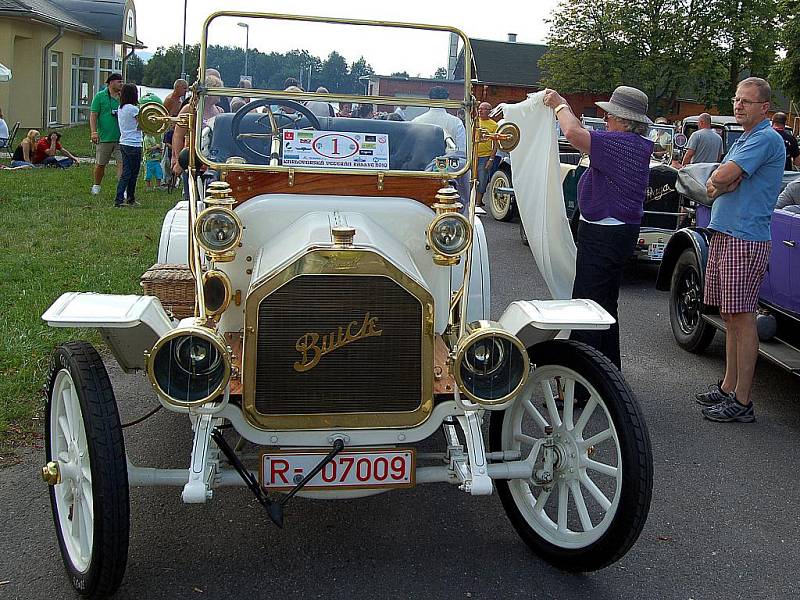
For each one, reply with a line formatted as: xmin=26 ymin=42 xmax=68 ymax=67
xmin=115 ymin=83 xmax=143 ymax=207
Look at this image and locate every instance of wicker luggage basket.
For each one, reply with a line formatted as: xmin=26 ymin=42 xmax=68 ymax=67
xmin=140 ymin=263 xmax=196 ymax=319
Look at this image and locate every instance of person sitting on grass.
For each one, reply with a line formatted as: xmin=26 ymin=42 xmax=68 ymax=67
xmin=10 ymin=129 xmax=40 ymax=168
xmin=143 ymin=133 xmax=164 ymax=189
xmin=33 ymin=131 xmax=77 ymax=168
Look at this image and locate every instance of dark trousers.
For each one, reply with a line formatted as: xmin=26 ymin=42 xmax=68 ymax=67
xmin=116 ymin=145 xmax=142 ymax=205
xmin=570 ymin=220 xmax=639 ymax=370
xmin=41 ymin=157 xmax=74 ymax=168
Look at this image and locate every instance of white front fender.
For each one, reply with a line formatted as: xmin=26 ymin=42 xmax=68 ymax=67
xmin=498 ymin=299 xmax=615 ymax=348
xmin=42 ymin=293 xmax=175 ymax=372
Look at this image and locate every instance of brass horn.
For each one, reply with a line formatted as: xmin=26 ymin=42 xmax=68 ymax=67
xmin=137 ymin=102 xmax=171 ymax=136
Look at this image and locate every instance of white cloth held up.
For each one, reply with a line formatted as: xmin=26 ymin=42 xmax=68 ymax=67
xmin=501 ymin=91 xmax=576 ymax=299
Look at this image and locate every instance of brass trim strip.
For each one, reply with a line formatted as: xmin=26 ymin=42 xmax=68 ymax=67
xmin=242 ymin=248 xmax=435 ymax=430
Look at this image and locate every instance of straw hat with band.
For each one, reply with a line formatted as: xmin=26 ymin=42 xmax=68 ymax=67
xmin=595 ymin=86 xmax=652 ymax=124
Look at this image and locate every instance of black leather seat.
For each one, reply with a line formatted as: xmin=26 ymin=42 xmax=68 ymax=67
xmin=206 ymin=113 xmax=446 ymax=171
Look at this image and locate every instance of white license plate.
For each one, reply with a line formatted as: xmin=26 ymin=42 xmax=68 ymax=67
xmin=648 ymin=242 xmax=666 ymax=260
xmin=260 ymin=448 xmax=415 ymax=491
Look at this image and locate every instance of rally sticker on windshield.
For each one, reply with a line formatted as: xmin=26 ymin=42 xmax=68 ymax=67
xmin=282 ymin=130 xmax=390 ymax=170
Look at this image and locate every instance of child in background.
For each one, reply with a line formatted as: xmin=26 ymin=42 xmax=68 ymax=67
xmin=143 ymin=133 xmax=164 ymax=189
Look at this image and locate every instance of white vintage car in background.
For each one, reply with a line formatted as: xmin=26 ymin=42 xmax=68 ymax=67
xmin=40 ymin=12 xmax=653 ymax=598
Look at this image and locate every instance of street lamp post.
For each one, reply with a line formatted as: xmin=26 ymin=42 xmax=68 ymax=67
xmin=237 ymin=22 xmax=249 ymax=78
xmin=181 ymin=0 xmax=188 ymax=80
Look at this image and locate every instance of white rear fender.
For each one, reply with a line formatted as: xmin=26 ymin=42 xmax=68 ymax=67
xmin=42 ymin=293 xmax=175 ymax=372
xmin=498 ymin=299 xmax=615 ymax=348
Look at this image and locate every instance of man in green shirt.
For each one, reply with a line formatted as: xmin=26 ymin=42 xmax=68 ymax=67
xmin=89 ymin=73 xmax=123 ymax=195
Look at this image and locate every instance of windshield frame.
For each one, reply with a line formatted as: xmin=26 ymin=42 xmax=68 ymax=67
xmin=194 ymin=11 xmax=474 ymax=179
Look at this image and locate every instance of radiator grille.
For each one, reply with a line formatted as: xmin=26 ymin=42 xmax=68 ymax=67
xmin=254 ymin=275 xmax=422 ymax=415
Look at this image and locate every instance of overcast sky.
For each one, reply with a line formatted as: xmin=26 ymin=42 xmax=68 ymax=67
xmin=134 ymin=1 xmax=562 ymax=66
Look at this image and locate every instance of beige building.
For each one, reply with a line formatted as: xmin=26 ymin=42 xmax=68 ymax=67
xmin=0 ymin=0 xmax=141 ymax=129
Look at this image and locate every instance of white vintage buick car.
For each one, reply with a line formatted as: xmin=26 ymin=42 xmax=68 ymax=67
xmin=40 ymin=12 xmax=652 ymax=598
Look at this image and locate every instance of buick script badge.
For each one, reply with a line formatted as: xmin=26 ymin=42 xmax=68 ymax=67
xmin=294 ymin=313 xmax=383 ymax=372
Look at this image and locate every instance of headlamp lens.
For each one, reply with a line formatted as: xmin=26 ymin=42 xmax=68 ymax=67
xmin=197 ymin=208 xmax=241 ymax=253
xmin=430 ymin=214 xmax=470 ymax=256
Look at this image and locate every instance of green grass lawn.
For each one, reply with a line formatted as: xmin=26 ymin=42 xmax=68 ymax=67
xmin=0 ymin=164 xmax=178 ymax=442
xmin=55 ymin=123 xmax=94 ymax=157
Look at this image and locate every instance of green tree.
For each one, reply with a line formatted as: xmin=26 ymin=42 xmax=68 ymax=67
xmin=771 ymin=0 xmax=800 ymax=104
xmin=126 ymin=53 xmax=145 ymax=84
xmin=349 ymin=57 xmax=374 ymax=94
xmin=433 ymin=67 xmax=447 ymax=79
xmin=539 ymin=3 xmax=629 ymax=94
xmin=143 ymin=44 xmax=200 ymax=87
xmin=540 ymin=0 xmax=779 ymax=116
xmin=318 ymin=51 xmax=349 ymax=92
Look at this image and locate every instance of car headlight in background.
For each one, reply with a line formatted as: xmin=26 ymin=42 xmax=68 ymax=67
xmin=453 ymin=321 xmax=529 ymax=408
xmin=427 ymin=212 xmax=472 ymax=265
xmin=146 ymin=327 xmax=231 ymax=408
xmin=194 ymin=207 xmax=242 ymax=260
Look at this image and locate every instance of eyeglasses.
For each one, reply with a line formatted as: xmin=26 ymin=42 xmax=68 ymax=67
xmin=731 ymin=97 xmax=767 ymax=106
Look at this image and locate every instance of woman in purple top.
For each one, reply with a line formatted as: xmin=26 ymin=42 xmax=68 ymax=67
xmin=544 ymin=86 xmax=654 ymax=370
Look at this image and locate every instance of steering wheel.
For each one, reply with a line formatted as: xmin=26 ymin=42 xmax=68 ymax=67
xmin=230 ymin=98 xmax=322 ymax=164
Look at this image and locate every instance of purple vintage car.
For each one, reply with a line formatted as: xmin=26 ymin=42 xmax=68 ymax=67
xmin=656 ymin=177 xmax=800 ymax=375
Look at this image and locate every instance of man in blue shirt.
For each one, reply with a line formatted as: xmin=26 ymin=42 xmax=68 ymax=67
xmin=696 ymin=77 xmax=785 ymax=423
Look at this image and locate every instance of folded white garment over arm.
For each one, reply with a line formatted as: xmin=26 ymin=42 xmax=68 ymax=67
xmin=501 ymin=91 xmax=576 ymax=299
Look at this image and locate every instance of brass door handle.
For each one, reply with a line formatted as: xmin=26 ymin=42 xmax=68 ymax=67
xmin=783 ymin=240 xmax=796 ymax=247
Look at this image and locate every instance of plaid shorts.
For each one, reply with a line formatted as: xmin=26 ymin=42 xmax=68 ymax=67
xmin=704 ymin=232 xmax=770 ymax=314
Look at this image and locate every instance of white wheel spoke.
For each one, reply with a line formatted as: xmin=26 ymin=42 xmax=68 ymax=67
xmin=557 ymin=480 xmax=569 ymax=532
xmin=70 ymin=498 xmax=81 ymax=540
xmin=58 ymin=450 xmax=70 ymax=463
xmin=583 ymin=428 xmax=614 ymax=448
xmin=534 ymin=486 xmax=551 ymax=512
xmin=62 ymin=387 xmax=76 ymax=438
xmin=585 ymin=458 xmax=618 ymax=478
xmin=81 ymin=465 xmax=92 ymax=485
xmin=522 ymin=398 xmax=549 ymax=431
xmin=540 ymin=380 xmax=563 ymax=429
xmin=58 ymin=415 xmax=71 ymax=443
xmin=580 ymin=472 xmax=612 ymax=511
xmin=569 ymin=480 xmax=593 ymax=532
xmin=562 ymin=379 xmax=576 ymax=430
xmin=81 ymin=482 xmax=94 ymax=523
xmin=78 ymin=500 xmax=92 ymax=560
xmin=514 ymin=432 xmax=538 ymax=446
xmin=574 ymin=398 xmax=599 ymax=436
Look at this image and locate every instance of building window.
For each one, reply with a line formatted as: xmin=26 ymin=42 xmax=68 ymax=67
xmin=71 ymin=55 xmax=95 ymax=123
xmin=49 ymin=52 xmax=61 ymax=125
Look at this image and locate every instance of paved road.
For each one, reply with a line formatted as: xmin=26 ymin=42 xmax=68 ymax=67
xmin=2 ymin=216 xmax=799 ymax=600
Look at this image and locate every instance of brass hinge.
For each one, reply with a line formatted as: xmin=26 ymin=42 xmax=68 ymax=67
xmin=377 ymin=172 xmax=385 ymax=191
xmin=288 ymin=168 xmax=295 ymax=187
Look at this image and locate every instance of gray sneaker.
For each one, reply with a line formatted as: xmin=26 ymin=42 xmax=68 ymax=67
xmin=695 ymin=381 xmax=732 ymax=406
xmin=701 ymin=394 xmax=755 ymax=423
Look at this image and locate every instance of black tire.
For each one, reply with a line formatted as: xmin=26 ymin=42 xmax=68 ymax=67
xmin=489 ymin=340 xmax=653 ymax=571
xmin=669 ymin=248 xmax=715 ymax=353
xmin=488 ymin=168 xmax=517 ymax=222
xmin=45 ymin=342 xmax=129 ymax=599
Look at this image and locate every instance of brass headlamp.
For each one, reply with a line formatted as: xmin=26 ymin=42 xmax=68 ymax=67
xmin=427 ymin=185 xmax=472 ymax=266
xmin=194 ymin=181 xmax=242 ymax=262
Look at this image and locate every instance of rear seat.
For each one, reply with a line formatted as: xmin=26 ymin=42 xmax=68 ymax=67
xmin=207 ymin=113 xmax=446 ymax=171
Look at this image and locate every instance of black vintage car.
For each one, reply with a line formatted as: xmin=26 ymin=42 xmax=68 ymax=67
xmin=491 ymin=118 xmax=686 ymax=262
